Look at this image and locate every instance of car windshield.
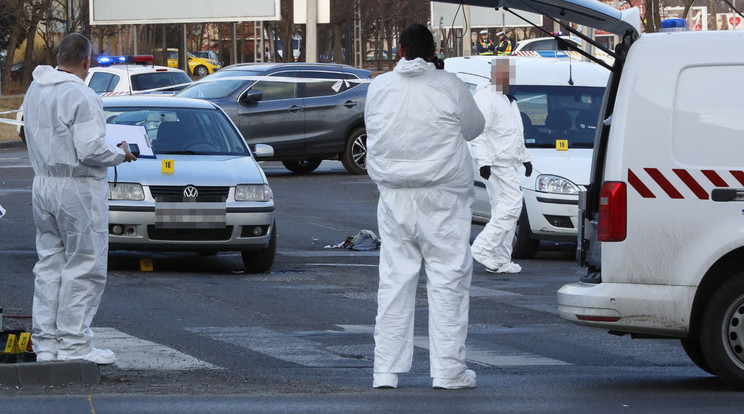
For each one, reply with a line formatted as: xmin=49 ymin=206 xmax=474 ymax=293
xmin=177 ymin=79 xmax=251 ymax=100
xmin=104 ymin=106 xmax=249 ymax=155
xmin=130 ymin=72 xmax=192 ymax=91
xmin=512 ymin=85 xmax=604 ymax=149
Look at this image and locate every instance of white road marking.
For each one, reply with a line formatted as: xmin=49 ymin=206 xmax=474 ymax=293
xmin=470 ymin=286 xmax=521 ymax=297
xmin=187 ymin=326 xmax=369 ymax=368
xmin=93 ymin=327 xmax=218 ymax=371
xmin=336 ymin=325 xmax=570 ymax=367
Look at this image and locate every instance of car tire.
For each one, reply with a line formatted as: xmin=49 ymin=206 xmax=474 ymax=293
xmin=194 ymin=65 xmax=209 ymax=77
xmin=511 ymin=207 xmax=539 ymax=259
xmin=680 ymin=338 xmax=714 ymax=375
xmin=282 ymin=159 xmax=322 ymax=174
xmin=241 ymin=221 xmax=276 ymax=273
xmin=700 ymin=274 xmax=744 ymax=386
xmin=341 ymin=128 xmax=367 ymax=175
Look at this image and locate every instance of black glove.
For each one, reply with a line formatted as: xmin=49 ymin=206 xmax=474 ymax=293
xmin=523 ymin=161 xmax=533 ymax=177
xmin=479 ymin=166 xmax=491 ymax=180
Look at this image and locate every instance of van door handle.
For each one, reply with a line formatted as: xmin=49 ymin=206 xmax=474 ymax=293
xmin=344 ymin=100 xmax=358 ymax=108
xmin=711 ymin=188 xmax=744 ymax=202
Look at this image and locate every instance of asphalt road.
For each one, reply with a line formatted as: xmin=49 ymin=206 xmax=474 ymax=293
xmin=2 ymin=142 xmax=744 ymax=413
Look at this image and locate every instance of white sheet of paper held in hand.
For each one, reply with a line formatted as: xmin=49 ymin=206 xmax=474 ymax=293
xmin=105 ymin=124 xmax=156 ymax=158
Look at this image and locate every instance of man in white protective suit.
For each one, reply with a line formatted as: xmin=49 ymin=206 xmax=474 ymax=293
xmin=22 ymin=33 xmax=137 ymax=364
xmin=365 ymin=23 xmax=485 ymax=390
xmin=470 ymin=57 xmax=533 ymax=274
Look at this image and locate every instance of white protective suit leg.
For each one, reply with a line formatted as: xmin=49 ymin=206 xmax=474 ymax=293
xmin=374 ymin=185 xmax=473 ymax=380
xmin=471 ymin=165 xmax=523 ymax=270
xmin=31 ymin=176 xmax=109 ymax=358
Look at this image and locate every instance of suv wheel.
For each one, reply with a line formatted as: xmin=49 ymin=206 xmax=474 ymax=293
xmin=511 ymin=208 xmax=539 ymax=259
xmin=241 ymin=221 xmax=276 ymax=273
xmin=194 ymin=65 xmax=209 ymax=77
xmin=341 ymin=128 xmax=367 ymax=175
xmin=282 ymin=159 xmax=322 ymax=174
xmin=700 ymin=274 xmax=744 ymax=386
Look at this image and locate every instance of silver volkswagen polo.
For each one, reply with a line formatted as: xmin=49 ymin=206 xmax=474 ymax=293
xmin=103 ymin=96 xmax=276 ymax=272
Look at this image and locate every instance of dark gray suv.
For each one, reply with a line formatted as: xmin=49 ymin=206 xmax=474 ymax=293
xmin=177 ymin=63 xmax=371 ymax=174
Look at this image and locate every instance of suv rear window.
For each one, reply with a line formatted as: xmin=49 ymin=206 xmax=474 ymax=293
xmin=88 ymin=72 xmax=120 ymax=93
xmin=130 ymin=72 xmax=192 ymax=91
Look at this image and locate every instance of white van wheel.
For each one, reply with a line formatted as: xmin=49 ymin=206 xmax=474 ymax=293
xmin=680 ymin=338 xmax=714 ymax=375
xmin=700 ymin=275 xmax=744 ymax=386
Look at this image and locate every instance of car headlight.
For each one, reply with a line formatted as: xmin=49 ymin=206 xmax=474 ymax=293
xmin=536 ymin=175 xmax=579 ymax=194
xmin=108 ymin=183 xmax=144 ymax=200
xmin=235 ymin=184 xmax=273 ymax=201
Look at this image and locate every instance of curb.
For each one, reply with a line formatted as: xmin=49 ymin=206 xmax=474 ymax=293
xmin=0 ymin=140 xmax=24 ymax=149
xmin=0 ymin=360 xmax=100 ymax=386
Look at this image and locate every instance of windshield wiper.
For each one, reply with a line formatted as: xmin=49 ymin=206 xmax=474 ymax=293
xmin=160 ymin=150 xmax=200 ymax=155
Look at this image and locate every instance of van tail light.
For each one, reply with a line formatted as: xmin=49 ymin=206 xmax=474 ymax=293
xmin=598 ymin=182 xmax=626 ymax=242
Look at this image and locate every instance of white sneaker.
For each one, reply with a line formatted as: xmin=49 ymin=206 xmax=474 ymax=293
xmin=486 ymin=262 xmax=522 ymax=274
xmin=432 ymin=369 xmax=476 ymax=389
xmin=373 ymin=373 xmax=398 ymax=389
xmin=58 ymin=348 xmax=116 ymax=365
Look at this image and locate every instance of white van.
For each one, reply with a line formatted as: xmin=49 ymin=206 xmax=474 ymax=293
xmin=442 ymin=0 xmax=744 ymax=387
xmin=445 ymin=55 xmax=609 ymax=258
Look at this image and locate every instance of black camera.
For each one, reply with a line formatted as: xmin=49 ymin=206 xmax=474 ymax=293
xmin=117 ymin=143 xmax=140 ymax=157
xmin=430 ymin=56 xmax=444 ymax=70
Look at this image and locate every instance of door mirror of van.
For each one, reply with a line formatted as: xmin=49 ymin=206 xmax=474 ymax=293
xmin=241 ymin=90 xmax=263 ymax=104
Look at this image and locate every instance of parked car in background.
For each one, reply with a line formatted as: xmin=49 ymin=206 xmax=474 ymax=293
xmin=176 ymin=62 xmax=371 ymax=174
xmin=17 ymin=55 xmax=192 ymax=145
xmin=89 ymin=55 xmax=192 ymax=95
xmin=512 ymin=36 xmax=614 ymax=65
xmin=445 ymin=55 xmax=609 ymax=259
xmin=192 ymin=50 xmax=222 ymax=66
xmin=103 ymin=96 xmax=276 ymax=272
xmin=158 ymin=48 xmax=222 ymax=77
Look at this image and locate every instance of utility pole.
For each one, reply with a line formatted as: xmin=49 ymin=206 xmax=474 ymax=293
xmin=462 ymin=6 xmax=472 ymax=56
xmin=306 ymin=0 xmax=318 ymax=62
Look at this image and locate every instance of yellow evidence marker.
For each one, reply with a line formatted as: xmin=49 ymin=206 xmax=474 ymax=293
xmin=162 ymin=159 xmax=174 ymax=174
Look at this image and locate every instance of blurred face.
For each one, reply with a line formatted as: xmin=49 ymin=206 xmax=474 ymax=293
xmin=490 ymin=58 xmax=515 ymax=94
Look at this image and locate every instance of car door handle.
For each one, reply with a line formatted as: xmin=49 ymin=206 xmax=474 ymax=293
xmin=711 ymin=188 xmax=744 ymax=202
xmin=344 ymin=100 xmax=358 ymax=108
xmin=287 ymin=105 xmax=303 ymax=113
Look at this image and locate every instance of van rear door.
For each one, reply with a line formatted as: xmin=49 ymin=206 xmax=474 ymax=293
xmin=431 ymin=0 xmax=641 ymax=38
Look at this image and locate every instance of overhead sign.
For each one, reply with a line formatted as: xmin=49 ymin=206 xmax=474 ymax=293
xmin=431 ymin=2 xmax=542 ymax=29
xmin=89 ymin=0 xmax=281 ymax=25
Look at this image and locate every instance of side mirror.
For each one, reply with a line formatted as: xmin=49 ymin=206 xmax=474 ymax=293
xmin=253 ymin=144 xmax=274 ymax=159
xmin=241 ymin=90 xmax=263 ymax=104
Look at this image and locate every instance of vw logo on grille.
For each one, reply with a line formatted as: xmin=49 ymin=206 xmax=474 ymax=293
xmin=183 ymin=185 xmax=199 ymax=198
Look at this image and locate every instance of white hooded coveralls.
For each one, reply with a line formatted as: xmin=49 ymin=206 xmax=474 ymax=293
xmin=470 ymin=85 xmax=532 ymax=270
xmin=22 ymin=65 xmax=126 ymax=358
xmin=365 ymin=58 xmax=485 ymax=380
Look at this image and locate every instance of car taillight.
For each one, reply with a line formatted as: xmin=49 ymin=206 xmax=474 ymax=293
xmin=598 ymin=181 xmax=626 ymax=242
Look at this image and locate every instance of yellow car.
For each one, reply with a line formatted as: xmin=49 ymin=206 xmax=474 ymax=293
xmin=163 ymin=48 xmax=221 ymax=77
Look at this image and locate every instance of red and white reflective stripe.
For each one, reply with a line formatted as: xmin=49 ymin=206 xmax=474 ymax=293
xmin=628 ymin=168 xmax=744 ymax=200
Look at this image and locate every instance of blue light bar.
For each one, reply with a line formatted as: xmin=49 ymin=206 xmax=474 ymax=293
xmin=660 ymin=19 xmax=689 ymax=32
xmin=96 ymin=55 xmax=127 ymax=66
